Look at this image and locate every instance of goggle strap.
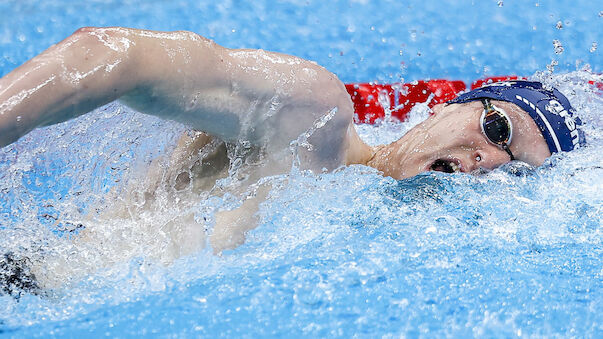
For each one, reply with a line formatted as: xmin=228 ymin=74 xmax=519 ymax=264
xmin=502 ymin=143 xmax=515 ymax=161
xmin=481 ymin=98 xmax=493 ymax=112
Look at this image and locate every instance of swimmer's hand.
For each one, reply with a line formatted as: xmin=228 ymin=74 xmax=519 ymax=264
xmin=210 ymin=184 xmax=271 ymax=254
xmin=0 ymin=27 xmax=351 ymax=148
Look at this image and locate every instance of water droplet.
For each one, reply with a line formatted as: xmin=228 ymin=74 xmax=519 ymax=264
xmin=410 ymin=30 xmax=417 ymax=41
xmin=590 ymin=42 xmax=598 ymax=53
xmin=546 ymin=60 xmax=558 ymax=72
xmin=552 ymin=39 xmax=564 ymax=54
xmin=497 ymin=1 xmax=503 ymax=7
xmin=555 ymin=21 xmax=563 ymax=29
xmin=16 ymin=116 xmax=21 ymax=122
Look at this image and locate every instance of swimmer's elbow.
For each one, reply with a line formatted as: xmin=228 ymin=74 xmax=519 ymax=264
xmin=61 ymin=27 xmax=142 ymax=91
xmin=71 ymin=26 xmax=101 ymax=35
xmin=68 ymin=26 xmax=129 ymax=46
xmin=62 ymin=27 xmax=137 ymax=70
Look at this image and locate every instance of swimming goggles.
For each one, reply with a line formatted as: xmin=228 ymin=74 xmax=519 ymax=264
xmin=480 ymin=99 xmax=515 ymax=160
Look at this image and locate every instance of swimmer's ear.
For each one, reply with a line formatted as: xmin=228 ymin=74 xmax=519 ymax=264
xmin=430 ymin=103 xmax=446 ymax=115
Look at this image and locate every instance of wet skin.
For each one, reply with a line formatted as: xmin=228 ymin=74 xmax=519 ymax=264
xmin=366 ymin=100 xmax=552 ymax=179
xmin=0 ymin=26 xmax=551 ymax=181
xmin=0 ymin=27 xmax=553 ymax=261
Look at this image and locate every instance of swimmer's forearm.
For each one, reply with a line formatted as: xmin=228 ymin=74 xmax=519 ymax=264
xmin=0 ymin=27 xmax=142 ymax=147
xmin=0 ymin=27 xmax=238 ymax=146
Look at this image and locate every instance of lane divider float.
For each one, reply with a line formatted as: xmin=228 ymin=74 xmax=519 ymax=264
xmin=345 ymin=75 xmax=601 ymax=124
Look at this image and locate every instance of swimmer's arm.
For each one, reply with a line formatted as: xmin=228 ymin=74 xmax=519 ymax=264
xmin=0 ymin=27 xmax=142 ymax=147
xmin=0 ymin=27 xmax=353 ymax=148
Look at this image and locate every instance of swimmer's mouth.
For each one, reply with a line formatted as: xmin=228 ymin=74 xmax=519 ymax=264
xmin=429 ymin=158 xmax=462 ymax=173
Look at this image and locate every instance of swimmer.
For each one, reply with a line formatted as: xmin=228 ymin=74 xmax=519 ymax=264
xmin=0 ymin=27 xmax=585 ymax=293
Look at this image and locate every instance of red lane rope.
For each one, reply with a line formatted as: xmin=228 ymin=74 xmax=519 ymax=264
xmin=345 ymin=79 xmax=466 ymax=123
xmin=345 ymin=75 xmax=601 ymax=124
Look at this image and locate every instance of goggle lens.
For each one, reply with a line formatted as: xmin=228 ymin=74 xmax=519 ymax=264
xmin=482 ymin=111 xmax=511 ymax=144
xmin=480 ymin=99 xmax=515 ymax=161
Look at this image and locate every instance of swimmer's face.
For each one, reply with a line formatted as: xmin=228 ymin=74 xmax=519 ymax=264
xmin=369 ymin=100 xmax=551 ymax=180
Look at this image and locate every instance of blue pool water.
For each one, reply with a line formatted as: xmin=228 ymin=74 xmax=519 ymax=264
xmin=0 ymin=0 xmax=602 ymax=337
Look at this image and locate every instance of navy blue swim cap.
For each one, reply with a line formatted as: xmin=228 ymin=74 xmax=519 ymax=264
xmin=448 ymin=80 xmax=586 ymax=154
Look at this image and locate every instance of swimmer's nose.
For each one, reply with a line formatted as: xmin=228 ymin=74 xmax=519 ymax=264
xmin=474 ymin=146 xmax=513 ymax=170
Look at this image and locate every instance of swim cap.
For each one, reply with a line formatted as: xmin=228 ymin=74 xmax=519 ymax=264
xmin=448 ymin=80 xmax=585 ymax=154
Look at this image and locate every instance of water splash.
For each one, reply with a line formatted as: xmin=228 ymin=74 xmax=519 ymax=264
xmin=0 ymin=68 xmax=600 ymax=337
xmin=288 ymin=106 xmax=338 ymax=170
xmin=0 ymin=0 xmax=600 ymax=335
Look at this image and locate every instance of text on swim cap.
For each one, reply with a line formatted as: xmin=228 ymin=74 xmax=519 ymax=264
xmin=547 ymin=100 xmax=580 ymax=147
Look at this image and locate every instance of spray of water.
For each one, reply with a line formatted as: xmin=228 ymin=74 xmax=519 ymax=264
xmin=0 ymin=71 xmax=601 ymax=331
